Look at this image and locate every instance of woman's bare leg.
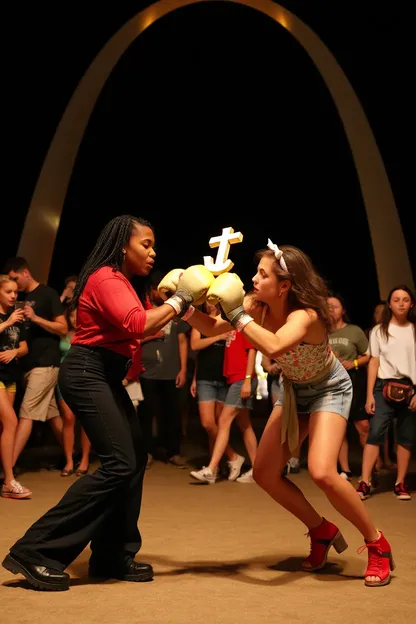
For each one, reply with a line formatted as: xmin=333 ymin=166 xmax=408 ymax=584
xmin=235 ymin=408 xmax=257 ymax=465
xmin=308 ymin=411 xmax=380 ymax=583
xmin=78 ymin=427 xmax=91 ymax=472
xmin=199 ymin=401 xmax=236 ymax=461
xmin=207 ymin=405 xmax=240 ymax=473
xmin=338 ymin=434 xmax=351 ymax=473
xmin=0 ymin=389 xmax=18 ymax=485
xmin=59 ymin=400 xmax=75 ymax=472
xmin=253 ymin=407 xmax=321 ymax=527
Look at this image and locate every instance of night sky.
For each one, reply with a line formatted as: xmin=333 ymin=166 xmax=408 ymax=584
xmin=5 ymin=1 xmax=412 ymax=330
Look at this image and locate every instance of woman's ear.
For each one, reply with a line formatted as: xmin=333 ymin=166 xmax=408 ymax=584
xmin=278 ymin=279 xmax=291 ymax=297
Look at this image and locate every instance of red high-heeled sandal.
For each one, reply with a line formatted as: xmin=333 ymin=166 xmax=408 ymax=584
xmin=358 ymin=531 xmax=395 ymax=587
xmin=302 ymin=518 xmax=348 ymax=571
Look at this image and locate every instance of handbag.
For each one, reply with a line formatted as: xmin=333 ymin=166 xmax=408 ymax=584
xmin=382 ymin=380 xmax=414 ymax=405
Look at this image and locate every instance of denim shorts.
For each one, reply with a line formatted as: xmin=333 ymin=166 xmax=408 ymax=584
xmin=273 ymin=358 xmax=352 ymax=420
xmin=367 ymin=378 xmax=416 ymax=447
xmin=224 ymin=377 xmax=258 ymax=410
xmin=196 ymin=380 xmax=228 ymax=404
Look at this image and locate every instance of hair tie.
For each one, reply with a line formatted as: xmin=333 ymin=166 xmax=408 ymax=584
xmin=267 ymin=239 xmax=288 ymax=272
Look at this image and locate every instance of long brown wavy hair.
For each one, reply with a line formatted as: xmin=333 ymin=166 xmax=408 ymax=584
xmin=255 ymin=245 xmax=332 ymax=332
xmin=380 ymin=285 xmax=415 ymax=341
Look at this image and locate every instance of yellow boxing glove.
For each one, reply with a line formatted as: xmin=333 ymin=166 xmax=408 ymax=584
xmin=176 ymin=265 xmax=215 ymax=306
xmin=158 ymin=269 xmax=184 ymax=300
xmin=207 ymin=273 xmax=253 ymax=330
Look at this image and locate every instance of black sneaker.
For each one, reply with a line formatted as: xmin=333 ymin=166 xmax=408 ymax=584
xmin=356 ymin=480 xmax=371 ymax=500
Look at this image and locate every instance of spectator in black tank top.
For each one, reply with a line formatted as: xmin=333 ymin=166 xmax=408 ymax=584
xmin=190 ymin=302 xmax=243 ymax=478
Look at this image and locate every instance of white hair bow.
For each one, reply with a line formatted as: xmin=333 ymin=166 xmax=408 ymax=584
xmin=267 ymin=239 xmax=288 ymax=272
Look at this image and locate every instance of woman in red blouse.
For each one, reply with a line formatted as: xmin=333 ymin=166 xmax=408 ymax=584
xmin=2 ymin=215 xmax=213 ymax=591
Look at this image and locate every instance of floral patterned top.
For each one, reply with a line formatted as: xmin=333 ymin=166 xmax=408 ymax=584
xmin=274 ymin=340 xmax=332 ymax=382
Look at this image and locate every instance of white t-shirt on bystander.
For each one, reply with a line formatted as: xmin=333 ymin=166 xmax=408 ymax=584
xmin=369 ymin=323 xmax=416 ymax=384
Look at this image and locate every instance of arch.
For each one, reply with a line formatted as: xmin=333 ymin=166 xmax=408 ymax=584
xmin=18 ymin=0 xmax=413 ymax=296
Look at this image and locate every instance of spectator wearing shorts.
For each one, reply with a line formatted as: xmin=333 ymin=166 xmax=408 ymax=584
xmin=190 ymin=302 xmax=240 ymax=475
xmin=190 ymin=329 xmax=257 ymax=484
xmin=4 ymin=257 xmax=67 ymax=467
xmin=357 ymin=285 xmax=416 ymax=501
xmin=0 ymin=274 xmax=31 ymax=498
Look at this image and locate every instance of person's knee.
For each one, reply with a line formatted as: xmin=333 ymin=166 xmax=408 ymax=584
xmin=236 ymin=419 xmax=250 ymax=432
xmin=397 ymin=434 xmax=415 ymax=450
xmin=117 ymin=456 xmax=137 ymax=479
xmin=103 ymin=454 xmax=137 ymax=482
xmin=9 ymin=418 xmax=18 ymax=432
xmin=366 ymin=419 xmax=387 ymax=446
xmin=253 ymin=455 xmax=282 ymax=489
xmin=1 ymin=414 xmax=17 ymax=430
xmin=308 ymin=461 xmax=337 ymax=490
xmin=17 ymin=416 xmax=33 ymax=428
xmin=356 ymin=420 xmax=369 ymax=436
xmin=397 ymin=441 xmax=413 ymax=453
xmin=62 ymin=413 xmax=75 ymax=426
xmin=200 ymin=415 xmax=216 ymax=434
xmin=396 ymin=419 xmax=416 ymax=449
xmin=217 ymin=410 xmax=235 ymax=429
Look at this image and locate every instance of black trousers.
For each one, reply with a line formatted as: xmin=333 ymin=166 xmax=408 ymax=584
xmin=10 ymin=345 xmax=147 ymax=572
xmin=138 ymin=378 xmax=182 ymax=458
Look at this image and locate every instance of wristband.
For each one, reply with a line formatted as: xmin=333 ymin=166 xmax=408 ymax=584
xmin=227 ymin=305 xmax=254 ymax=332
xmin=354 ymin=359 xmax=359 ymax=370
xmin=165 ymin=295 xmax=184 ymax=315
xmin=245 ymin=374 xmax=252 ymax=379
xmin=235 ymin=313 xmax=254 ymax=332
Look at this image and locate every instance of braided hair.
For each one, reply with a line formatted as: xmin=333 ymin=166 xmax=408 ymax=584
xmin=71 ymin=215 xmax=154 ymax=309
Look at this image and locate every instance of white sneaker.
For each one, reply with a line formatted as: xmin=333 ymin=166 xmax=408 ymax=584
xmin=287 ymin=458 xmax=300 ymax=474
xmin=227 ymin=454 xmax=245 ymax=481
xmin=190 ymin=467 xmax=216 ymax=484
xmin=236 ymin=468 xmax=254 ymax=483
